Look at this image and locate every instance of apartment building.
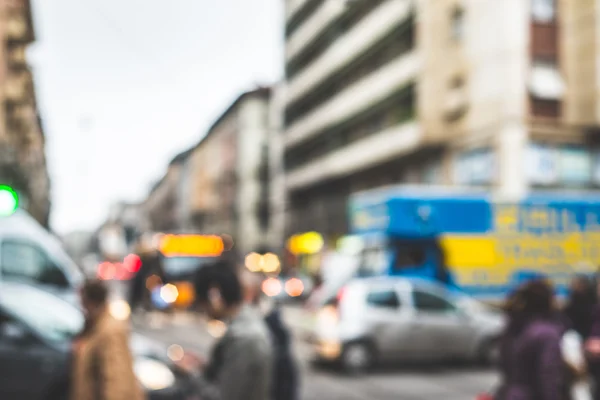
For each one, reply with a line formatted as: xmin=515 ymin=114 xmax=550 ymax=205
xmin=0 ymin=0 xmax=50 ymax=227
xmin=283 ymin=0 xmax=594 ymax=242
xmin=173 ymin=88 xmax=273 ymax=256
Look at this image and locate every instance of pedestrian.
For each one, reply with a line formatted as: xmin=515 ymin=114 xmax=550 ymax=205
xmin=128 ymin=234 xmax=165 ymax=313
xmin=583 ymin=274 xmax=600 ymax=400
xmin=564 ymin=275 xmax=597 ymax=339
xmin=71 ymin=279 xmax=144 ymax=400
xmin=181 ymin=259 xmax=272 ymax=400
xmin=240 ymin=268 xmax=301 ymax=400
xmin=496 ymin=279 xmax=567 ymax=400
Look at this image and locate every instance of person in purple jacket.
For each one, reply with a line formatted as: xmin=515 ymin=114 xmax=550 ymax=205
xmin=584 ymin=276 xmax=600 ymax=400
xmin=496 ymin=279 xmax=568 ymax=400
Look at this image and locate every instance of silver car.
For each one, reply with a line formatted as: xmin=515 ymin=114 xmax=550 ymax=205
xmin=311 ymin=277 xmax=505 ymax=373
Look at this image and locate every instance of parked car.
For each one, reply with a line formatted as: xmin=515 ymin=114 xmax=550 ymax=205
xmin=0 ymin=209 xmax=83 ymax=300
xmin=0 ymin=281 xmax=200 ymax=400
xmin=311 ymin=277 xmax=504 ymax=374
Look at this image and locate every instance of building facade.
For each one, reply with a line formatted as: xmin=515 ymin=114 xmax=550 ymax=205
xmin=0 ymin=0 xmax=50 ymax=227
xmin=283 ymin=0 xmax=595 ymax=242
xmin=185 ymin=88 xmax=273 ymax=255
xmin=143 ymin=155 xmax=185 ymax=233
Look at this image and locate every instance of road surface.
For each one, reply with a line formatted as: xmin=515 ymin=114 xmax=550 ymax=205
xmin=133 ymin=309 xmax=497 ymax=400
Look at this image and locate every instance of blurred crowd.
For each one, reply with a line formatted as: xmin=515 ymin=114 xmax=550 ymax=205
xmin=495 ymin=275 xmax=600 ymax=400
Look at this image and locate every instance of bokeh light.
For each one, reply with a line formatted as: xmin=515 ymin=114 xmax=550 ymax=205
xmin=160 ymin=284 xmax=179 ymax=304
xmin=245 ymin=252 xmax=262 ymax=272
xmin=262 ymin=277 xmax=282 ymax=297
xmin=207 ymin=320 xmax=227 ymax=338
xmin=285 ymin=277 xmax=304 ymax=297
xmin=167 ymin=344 xmax=185 ymax=362
xmin=0 ymin=185 xmax=18 ymax=216
xmin=109 ymin=299 xmax=131 ymax=321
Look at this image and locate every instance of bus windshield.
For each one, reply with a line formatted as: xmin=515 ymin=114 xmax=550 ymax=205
xmin=162 ymin=256 xmax=215 ymax=276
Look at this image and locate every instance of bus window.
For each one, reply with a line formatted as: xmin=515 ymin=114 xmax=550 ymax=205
xmin=358 ymin=246 xmax=387 ymax=276
xmin=393 ymin=242 xmax=427 ymax=272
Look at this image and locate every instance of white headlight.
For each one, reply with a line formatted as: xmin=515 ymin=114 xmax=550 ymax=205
xmin=109 ymin=299 xmax=131 ymax=321
xmin=134 ymin=357 xmax=175 ymax=391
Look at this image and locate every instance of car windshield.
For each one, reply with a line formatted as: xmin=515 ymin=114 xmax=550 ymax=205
xmin=0 ymin=286 xmax=84 ymax=343
xmin=162 ymin=256 xmax=215 ymax=275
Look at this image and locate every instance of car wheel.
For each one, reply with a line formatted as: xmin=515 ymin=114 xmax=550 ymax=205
xmin=478 ymin=338 xmax=499 ymax=366
xmin=341 ymin=342 xmax=374 ymax=375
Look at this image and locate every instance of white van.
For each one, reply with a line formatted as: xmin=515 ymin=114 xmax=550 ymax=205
xmin=0 ymin=209 xmax=83 ymax=302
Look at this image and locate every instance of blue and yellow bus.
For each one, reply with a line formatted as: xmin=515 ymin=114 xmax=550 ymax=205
xmin=349 ymin=185 xmax=600 ymax=301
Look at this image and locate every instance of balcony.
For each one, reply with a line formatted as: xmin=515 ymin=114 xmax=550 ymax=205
xmin=7 ymin=45 xmax=27 ymax=69
xmin=5 ymin=70 xmax=33 ymax=105
xmin=286 ymin=0 xmax=413 ymax=105
xmin=285 ymin=51 xmax=420 ymax=148
xmin=286 ymin=121 xmax=421 ymax=190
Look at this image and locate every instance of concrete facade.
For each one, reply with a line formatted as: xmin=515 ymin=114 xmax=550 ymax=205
xmin=283 ymin=0 xmax=598 ymax=241
xmin=0 ymin=0 xmax=50 ymax=227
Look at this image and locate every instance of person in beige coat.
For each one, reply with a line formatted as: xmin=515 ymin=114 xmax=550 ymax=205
xmin=71 ymin=280 xmax=145 ymax=400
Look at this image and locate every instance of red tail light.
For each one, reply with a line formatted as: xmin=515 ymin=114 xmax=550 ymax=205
xmin=336 ymin=287 xmax=346 ymax=304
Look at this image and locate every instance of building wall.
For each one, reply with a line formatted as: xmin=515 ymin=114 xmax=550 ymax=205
xmin=282 ymin=0 xmax=595 ymax=242
xmin=0 ymin=0 xmax=50 ymax=227
xmin=267 ymin=84 xmax=286 ymax=251
xmin=236 ymin=94 xmax=270 ymax=254
xmin=560 ymin=0 xmax=599 ymax=125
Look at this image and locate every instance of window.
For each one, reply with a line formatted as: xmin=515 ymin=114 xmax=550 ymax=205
xmin=532 ymin=0 xmax=555 ymax=23
xmin=0 ymin=286 xmax=83 ymax=343
xmin=393 ymin=243 xmax=427 ymax=271
xmin=413 ymin=290 xmax=455 ymax=312
xmin=451 ymin=8 xmax=465 ymax=41
xmin=1 ymin=241 xmax=69 ymax=287
xmin=367 ymin=289 xmax=400 ymax=309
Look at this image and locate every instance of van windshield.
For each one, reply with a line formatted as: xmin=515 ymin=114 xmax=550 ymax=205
xmin=162 ymin=256 xmax=215 ymax=276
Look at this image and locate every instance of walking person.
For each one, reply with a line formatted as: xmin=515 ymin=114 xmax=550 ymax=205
xmin=240 ymin=269 xmax=301 ymax=400
xmin=583 ymin=274 xmax=600 ymax=400
xmin=71 ymin=279 xmax=144 ymax=400
xmin=496 ymin=279 xmax=567 ymax=400
xmin=128 ymin=234 xmax=165 ymax=313
xmin=179 ymin=259 xmax=272 ymax=400
xmin=564 ymin=275 xmax=597 ymax=340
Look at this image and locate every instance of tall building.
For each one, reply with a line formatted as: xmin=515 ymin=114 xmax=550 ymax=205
xmin=186 ymin=88 xmax=273 ymax=256
xmin=0 ymin=0 xmax=50 ymax=227
xmin=283 ymin=0 xmax=594 ymax=243
xmin=143 ymin=153 xmax=187 ymax=233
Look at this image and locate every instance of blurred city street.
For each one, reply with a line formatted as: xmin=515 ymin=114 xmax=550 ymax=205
xmin=134 ymin=306 xmax=497 ymax=400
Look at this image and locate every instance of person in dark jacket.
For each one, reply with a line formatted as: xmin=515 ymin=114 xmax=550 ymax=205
xmin=265 ymin=303 xmax=300 ymax=400
xmin=584 ymin=275 xmax=600 ymax=400
xmin=564 ymin=275 xmax=597 ymax=339
xmin=497 ymin=278 xmax=567 ymax=400
xmin=128 ymin=235 xmax=165 ymax=312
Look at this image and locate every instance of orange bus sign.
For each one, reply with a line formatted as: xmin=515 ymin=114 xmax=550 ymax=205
xmin=159 ymin=234 xmax=224 ymax=257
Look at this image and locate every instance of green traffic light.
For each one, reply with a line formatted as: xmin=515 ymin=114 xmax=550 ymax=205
xmin=0 ymin=185 xmax=19 ymax=216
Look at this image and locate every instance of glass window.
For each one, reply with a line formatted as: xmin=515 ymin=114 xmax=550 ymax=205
xmin=1 ymin=241 xmax=69 ymax=287
xmin=162 ymin=256 xmax=214 ymax=276
xmin=532 ymin=0 xmax=555 ymax=23
xmin=393 ymin=243 xmax=427 ymax=271
xmin=358 ymin=247 xmax=387 ymax=276
xmin=413 ymin=290 xmax=455 ymax=312
xmin=0 ymin=286 xmax=83 ymax=343
xmin=451 ymin=8 xmax=465 ymax=41
xmin=367 ymin=290 xmax=400 ymax=309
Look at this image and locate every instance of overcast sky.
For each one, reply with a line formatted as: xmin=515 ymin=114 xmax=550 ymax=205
xmin=27 ymin=0 xmax=283 ymax=234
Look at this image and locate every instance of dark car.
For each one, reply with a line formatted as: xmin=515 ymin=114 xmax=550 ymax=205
xmin=0 ymin=282 xmax=200 ymax=400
